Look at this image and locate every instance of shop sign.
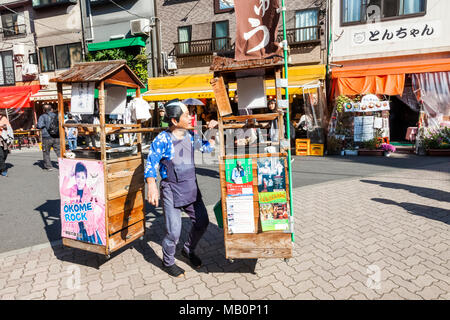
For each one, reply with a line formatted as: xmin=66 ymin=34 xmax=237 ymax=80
xmin=344 ymin=94 xmax=390 ymax=112
xmin=351 ymin=20 xmax=440 ymax=47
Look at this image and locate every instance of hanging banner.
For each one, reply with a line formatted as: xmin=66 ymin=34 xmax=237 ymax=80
xmin=234 ymin=0 xmax=282 ymax=61
xmin=59 ymin=159 xmax=106 ymax=246
xmin=344 ymin=94 xmax=390 ymax=112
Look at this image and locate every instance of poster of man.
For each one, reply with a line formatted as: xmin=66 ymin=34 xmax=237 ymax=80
xmin=257 ymin=157 xmax=286 ymax=193
xmin=225 ymin=158 xmax=253 ymax=195
xmin=59 ymin=159 xmax=106 ymax=245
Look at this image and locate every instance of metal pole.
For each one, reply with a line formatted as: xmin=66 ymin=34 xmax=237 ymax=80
xmin=281 ymin=0 xmax=294 ymax=243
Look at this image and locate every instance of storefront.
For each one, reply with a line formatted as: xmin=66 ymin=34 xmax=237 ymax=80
xmin=328 ymin=58 xmax=450 ymax=155
xmin=0 ymin=85 xmax=41 ymax=130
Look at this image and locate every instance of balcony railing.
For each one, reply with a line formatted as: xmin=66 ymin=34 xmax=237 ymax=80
xmin=2 ymin=24 xmax=26 ymax=38
xmin=277 ymin=26 xmax=321 ymax=45
xmin=173 ymin=37 xmax=232 ymax=57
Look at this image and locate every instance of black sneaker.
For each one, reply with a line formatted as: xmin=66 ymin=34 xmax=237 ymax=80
xmin=182 ymin=249 xmax=202 ymax=269
xmin=163 ymin=263 xmax=185 ymax=278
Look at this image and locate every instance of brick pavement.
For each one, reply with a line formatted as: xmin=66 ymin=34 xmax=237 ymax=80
xmin=0 ymin=161 xmax=449 ymax=300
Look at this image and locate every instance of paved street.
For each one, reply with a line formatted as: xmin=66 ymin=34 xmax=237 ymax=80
xmin=0 ymin=149 xmax=449 ymax=299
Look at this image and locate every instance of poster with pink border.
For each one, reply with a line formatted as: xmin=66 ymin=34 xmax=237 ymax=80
xmin=59 ymin=158 xmax=106 ymax=246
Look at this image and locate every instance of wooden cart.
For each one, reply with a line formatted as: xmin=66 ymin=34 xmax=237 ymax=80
xmin=210 ymin=56 xmax=293 ymax=261
xmin=51 ymin=60 xmax=147 ymax=258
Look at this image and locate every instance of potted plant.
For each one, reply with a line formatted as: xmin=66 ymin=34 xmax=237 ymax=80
xmin=343 ymin=140 xmax=358 ymax=156
xmin=423 ymin=126 xmax=450 ymax=156
xmin=327 ymin=136 xmax=344 ymax=155
xmin=358 ymin=137 xmax=384 ymax=156
xmin=380 ymin=143 xmax=396 ymax=157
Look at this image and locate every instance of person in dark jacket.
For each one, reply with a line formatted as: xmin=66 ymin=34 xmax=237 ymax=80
xmin=37 ymin=105 xmax=60 ymax=171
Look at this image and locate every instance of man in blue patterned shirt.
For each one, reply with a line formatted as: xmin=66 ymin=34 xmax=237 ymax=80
xmin=145 ymin=99 xmax=217 ymax=277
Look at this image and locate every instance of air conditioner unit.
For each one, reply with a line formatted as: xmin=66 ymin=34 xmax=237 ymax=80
xmin=167 ymin=55 xmax=177 ymax=70
xmin=130 ymin=19 xmax=151 ymax=36
xmin=13 ymin=44 xmax=25 ymax=56
xmin=22 ymin=63 xmax=38 ymax=76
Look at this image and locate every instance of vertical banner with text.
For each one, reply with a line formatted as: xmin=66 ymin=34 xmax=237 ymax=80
xmin=234 ymin=0 xmax=282 ymax=61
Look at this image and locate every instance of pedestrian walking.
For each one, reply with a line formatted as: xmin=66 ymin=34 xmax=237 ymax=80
xmin=37 ymin=104 xmax=60 ymax=171
xmin=0 ymin=110 xmax=13 ymax=177
xmin=145 ymin=99 xmax=217 ymax=278
xmin=65 ymin=113 xmax=78 ymax=151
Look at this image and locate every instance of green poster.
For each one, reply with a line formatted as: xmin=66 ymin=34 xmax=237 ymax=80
xmin=225 ymin=158 xmax=253 ymax=196
xmin=258 ymin=191 xmax=287 ymax=204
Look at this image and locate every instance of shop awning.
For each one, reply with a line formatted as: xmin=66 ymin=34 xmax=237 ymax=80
xmin=0 ymin=85 xmax=41 ymax=109
xmin=31 ymin=88 xmax=72 ymax=102
xmin=143 ymin=64 xmax=326 ymax=101
xmin=87 ymin=36 xmax=146 ymax=52
xmin=331 ymin=58 xmax=450 ymax=96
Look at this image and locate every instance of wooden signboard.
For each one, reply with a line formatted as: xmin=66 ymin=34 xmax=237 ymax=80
xmin=210 ymin=76 xmax=233 ymax=117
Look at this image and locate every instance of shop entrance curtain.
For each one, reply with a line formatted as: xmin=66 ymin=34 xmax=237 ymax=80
xmin=336 ymin=74 xmax=405 ymax=96
xmin=412 ymin=71 xmax=450 ymax=129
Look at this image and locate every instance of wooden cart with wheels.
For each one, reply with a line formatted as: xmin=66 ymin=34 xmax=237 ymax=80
xmin=210 ymin=55 xmax=293 ymax=261
xmin=51 ymin=60 xmax=147 ymax=258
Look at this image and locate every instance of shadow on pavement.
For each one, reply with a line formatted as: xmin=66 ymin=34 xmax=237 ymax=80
xmin=195 ymin=167 xmax=220 ymax=179
xmin=362 ymin=180 xmax=450 ymax=203
xmin=33 ymin=160 xmax=58 ymax=169
xmin=371 ymin=198 xmax=450 ymax=225
xmin=134 ymin=204 xmax=257 ymax=274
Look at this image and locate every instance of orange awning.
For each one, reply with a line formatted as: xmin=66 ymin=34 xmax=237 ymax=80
xmin=331 ymin=58 xmax=450 ymax=96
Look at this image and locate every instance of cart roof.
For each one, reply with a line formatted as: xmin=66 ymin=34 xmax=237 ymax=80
xmin=210 ymin=55 xmax=284 ymax=82
xmin=50 ymin=60 xmax=145 ymax=88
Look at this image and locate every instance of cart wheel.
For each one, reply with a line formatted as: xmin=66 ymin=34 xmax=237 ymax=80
xmin=105 ymin=254 xmax=111 ymax=260
xmin=139 ymin=236 xmax=144 ymax=241
xmin=284 ymin=258 xmax=290 ymax=263
xmin=228 ymin=259 xmax=234 ymax=264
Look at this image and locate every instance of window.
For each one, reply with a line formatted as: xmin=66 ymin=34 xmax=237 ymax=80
xmin=39 ymin=46 xmax=55 ymax=72
xmin=1 ymin=11 xmax=26 ymax=37
xmin=0 ymin=51 xmax=15 ymax=86
xmin=29 ymin=53 xmax=37 ymax=65
xmin=55 ymin=43 xmax=82 ymax=69
xmin=295 ymin=9 xmax=319 ymax=42
xmin=341 ymin=0 xmax=426 ymax=25
xmin=32 ymin=0 xmax=76 ymax=8
xmin=212 ymin=20 xmax=229 ymax=51
xmin=177 ymin=26 xmax=191 ymax=55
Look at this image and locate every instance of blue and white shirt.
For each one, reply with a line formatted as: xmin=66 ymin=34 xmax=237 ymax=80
xmin=144 ymin=130 xmax=214 ymax=179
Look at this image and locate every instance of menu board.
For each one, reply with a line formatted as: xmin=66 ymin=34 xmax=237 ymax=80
xmin=354 ymin=116 xmax=375 ymax=142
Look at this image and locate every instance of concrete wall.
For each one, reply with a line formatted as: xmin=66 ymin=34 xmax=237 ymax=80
xmin=0 ymin=1 xmax=37 ymax=83
xmin=330 ymin=0 xmax=450 ymax=63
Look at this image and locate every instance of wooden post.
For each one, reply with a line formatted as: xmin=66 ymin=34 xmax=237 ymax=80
xmin=98 ymin=81 xmax=106 ymax=160
xmin=57 ymin=83 xmax=66 ymax=158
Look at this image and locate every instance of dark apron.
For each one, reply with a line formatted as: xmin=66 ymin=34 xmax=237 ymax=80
xmin=161 ymin=131 xmax=199 ymax=208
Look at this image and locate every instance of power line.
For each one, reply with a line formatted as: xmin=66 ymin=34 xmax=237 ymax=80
xmin=107 ymin=0 xmax=147 ymax=19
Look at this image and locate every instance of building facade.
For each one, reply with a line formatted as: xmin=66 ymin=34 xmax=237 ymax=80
xmin=328 ymin=0 xmax=450 ymax=145
xmin=80 ymin=0 xmax=157 ymax=78
xmin=157 ymin=0 xmax=328 ymax=75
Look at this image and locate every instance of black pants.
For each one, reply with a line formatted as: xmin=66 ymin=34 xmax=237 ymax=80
xmin=0 ymin=147 xmax=8 ymax=172
xmin=42 ymin=137 xmax=60 ymax=169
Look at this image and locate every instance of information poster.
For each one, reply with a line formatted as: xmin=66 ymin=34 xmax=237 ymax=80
xmin=226 ymin=195 xmax=255 ymax=234
xmin=259 ymin=191 xmax=289 ymax=232
xmin=257 ymin=157 xmax=286 ymax=193
xmin=70 ymin=82 xmax=95 ymax=114
xmin=225 ymin=158 xmax=253 ymax=196
xmin=59 ymin=159 xmax=106 ymax=246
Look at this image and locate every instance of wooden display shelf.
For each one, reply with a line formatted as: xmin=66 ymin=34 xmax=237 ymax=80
xmin=52 ymin=61 xmax=147 ymax=258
